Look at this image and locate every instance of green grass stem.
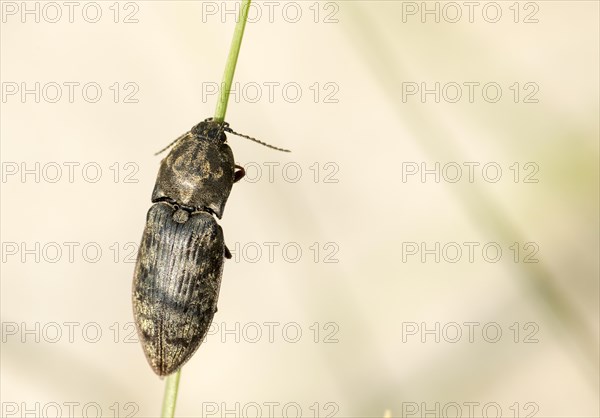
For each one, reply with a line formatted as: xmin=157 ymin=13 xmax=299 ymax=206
xmin=161 ymin=371 xmax=181 ymax=418
xmin=214 ymin=0 xmax=252 ymax=121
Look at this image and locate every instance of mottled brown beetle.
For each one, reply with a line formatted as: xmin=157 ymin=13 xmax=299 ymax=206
xmin=132 ymin=118 xmax=289 ymax=376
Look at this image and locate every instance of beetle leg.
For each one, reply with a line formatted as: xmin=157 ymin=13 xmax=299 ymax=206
xmin=224 ymin=244 xmax=232 ymax=259
xmin=234 ymin=165 xmax=246 ymax=183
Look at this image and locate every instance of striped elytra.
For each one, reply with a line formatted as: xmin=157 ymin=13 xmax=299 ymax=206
xmin=132 ymin=202 xmax=225 ymax=376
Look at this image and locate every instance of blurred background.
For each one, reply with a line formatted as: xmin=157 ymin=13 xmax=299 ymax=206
xmin=1 ymin=1 xmax=598 ymax=417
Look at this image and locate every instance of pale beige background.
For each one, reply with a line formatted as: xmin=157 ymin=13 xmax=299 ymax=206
xmin=1 ymin=1 xmax=598 ymax=417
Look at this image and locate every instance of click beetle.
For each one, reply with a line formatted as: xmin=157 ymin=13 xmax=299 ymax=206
xmin=132 ymin=118 xmax=289 ymax=376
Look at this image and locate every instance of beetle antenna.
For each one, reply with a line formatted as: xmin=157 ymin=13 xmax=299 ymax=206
xmin=224 ymin=127 xmax=291 ymax=152
xmin=154 ymin=132 xmax=190 ymax=156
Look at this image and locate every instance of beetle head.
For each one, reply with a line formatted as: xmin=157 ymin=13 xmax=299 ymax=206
xmin=191 ymin=118 xmax=228 ymax=142
xmin=156 ymin=117 xmax=290 ymax=154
